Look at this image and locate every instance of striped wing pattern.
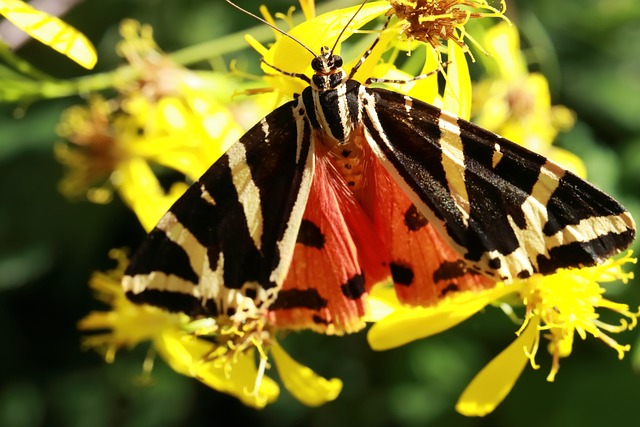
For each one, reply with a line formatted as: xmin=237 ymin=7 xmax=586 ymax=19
xmin=123 ymin=99 xmax=314 ymax=321
xmin=361 ymin=86 xmax=635 ymax=283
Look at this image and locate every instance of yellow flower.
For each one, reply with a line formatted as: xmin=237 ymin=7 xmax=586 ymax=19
xmin=79 ymin=250 xmax=342 ymax=408
xmin=369 ymin=252 xmax=638 ymax=417
xmin=472 ymin=21 xmax=583 ymax=175
xmin=519 ymin=253 xmax=638 ymax=380
xmin=457 ymin=254 xmax=638 ymax=416
xmin=56 ymin=20 xmax=243 ymax=230
xmin=455 ymin=315 xmax=540 ymax=417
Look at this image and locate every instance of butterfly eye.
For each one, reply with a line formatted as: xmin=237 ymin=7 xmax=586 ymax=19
xmin=311 ymin=56 xmax=323 ymax=71
xmin=332 ymin=55 xmax=343 ymax=68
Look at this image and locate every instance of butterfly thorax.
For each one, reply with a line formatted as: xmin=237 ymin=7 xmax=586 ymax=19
xmin=303 ymin=49 xmax=366 ymax=193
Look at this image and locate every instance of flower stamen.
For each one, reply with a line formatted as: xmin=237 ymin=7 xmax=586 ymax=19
xmin=390 ymin=0 xmax=508 ymax=58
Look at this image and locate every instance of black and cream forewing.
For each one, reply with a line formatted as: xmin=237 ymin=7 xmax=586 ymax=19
xmin=360 ymin=86 xmax=635 ymax=282
xmin=122 ymin=97 xmax=314 ymax=320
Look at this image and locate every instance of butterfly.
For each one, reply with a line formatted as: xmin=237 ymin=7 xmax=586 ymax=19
xmin=122 ymin=1 xmax=635 ymax=335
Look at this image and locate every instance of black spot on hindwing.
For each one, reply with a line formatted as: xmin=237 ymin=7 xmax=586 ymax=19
xmin=270 ymin=288 xmax=328 ymax=311
xmin=440 ymin=283 xmax=459 ymax=296
xmin=433 ymin=260 xmax=466 ymax=282
xmin=488 ymin=257 xmax=501 ymax=269
xmin=341 ymin=273 xmax=365 ymax=299
xmin=312 ymin=315 xmax=329 ymax=325
xmin=296 ymin=219 xmax=325 ymax=249
xmin=404 ymin=204 xmax=429 ymax=231
xmin=390 ymin=261 xmax=414 ymax=286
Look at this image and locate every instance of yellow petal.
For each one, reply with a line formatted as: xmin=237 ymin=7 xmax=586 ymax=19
xmin=365 ymin=283 xmax=401 ymax=322
xmin=406 ymin=45 xmax=441 ymax=104
xmin=271 ymin=341 xmax=342 ymax=407
xmin=443 ymin=41 xmax=472 ymax=120
xmin=483 ymin=21 xmax=526 ymax=79
xmin=456 ymin=316 xmax=540 ymax=417
xmin=154 ymin=331 xmax=279 ymax=408
xmin=198 ymin=350 xmax=280 ymax=409
xmin=244 ymin=34 xmax=269 ymax=57
xmin=116 ymin=159 xmax=187 ymax=232
xmin=368 ymin=285 xmax=514 ymax=351
xmin=79 ymin=270 xmax=182 ymax=349
xmin=157 ymin=97 xmax=189 ymax=131
xmin=349 ymin=27 xmax=397 ymax=85
xmin=77 ymin=311 xmax=112 ymax=331
xmin=0 ymin=0 xmax=97 ymax=69
xmin=298 ymin=0 xmax=315 ymax=20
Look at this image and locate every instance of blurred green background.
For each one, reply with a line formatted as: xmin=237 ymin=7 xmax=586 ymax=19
xmin=1 ymin=0 xmax=639 ymax=426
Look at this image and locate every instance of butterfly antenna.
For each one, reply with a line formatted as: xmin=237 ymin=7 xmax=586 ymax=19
xmin=330 ymin=0 xmax=370 ymax=54
xmin=225 ymin=0 xmax=317 ymax=58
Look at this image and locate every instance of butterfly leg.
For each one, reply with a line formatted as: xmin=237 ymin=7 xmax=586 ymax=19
xmin=348 ymin=15 xmax=392 ymax=80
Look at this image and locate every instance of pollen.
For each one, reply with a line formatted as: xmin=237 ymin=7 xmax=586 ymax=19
xmin=389 ymin=0 xmax=507 ymax=54
xmin=518 ymin=253 xmax=638 ymax=381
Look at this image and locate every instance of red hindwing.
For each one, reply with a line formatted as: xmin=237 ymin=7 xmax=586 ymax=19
xmin=268 ymin=146 xmax=388 ymax=334
xmin=363 ymin=140 xmax=495 ymax=306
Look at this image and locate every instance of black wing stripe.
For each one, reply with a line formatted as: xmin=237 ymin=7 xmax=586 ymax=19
xmin=459 ymin=117 xmax=547 ymax=232
xmin=126 ymin=289 xmax=219 ymax=317
xmin=125 ymin=228 xmax=199 ymax=284
xmin=543 ymin=171 xmax=629 ymax=236
xmin=455 ymin=112 xmax=549 ymax=259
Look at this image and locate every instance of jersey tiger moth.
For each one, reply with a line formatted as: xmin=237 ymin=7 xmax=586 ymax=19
xmin=122 ymin=1 xmax=636 ymax=335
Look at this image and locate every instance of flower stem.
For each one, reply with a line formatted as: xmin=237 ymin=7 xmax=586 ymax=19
xmin=2 ymin=0 xmax=359 ymax=103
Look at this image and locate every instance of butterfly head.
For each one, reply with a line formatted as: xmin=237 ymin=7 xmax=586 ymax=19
xmin=310 ymin=47 xmax=348 ymax=91
xmin=311 ymin=46 xmax=343 ymax=74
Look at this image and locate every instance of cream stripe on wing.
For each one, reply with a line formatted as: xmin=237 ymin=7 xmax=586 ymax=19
xmin=226 ymin=143 xmax=264 ymax=251
xmin=336 ymin=83 xmax=350 ymax=136
xmin=506 ymin=160 xmax=565 ymax=266
xmin=261 ymin=117 xmax=270 ymax=144
xmin=546 ymin=214 xmax=633 ymax=252
xmin=403 ymin=95 xmax=413 ymax=121
xmin=157 ymin=211 xmax=211 ymax=281
xmin=359 ymin=88 xmax=471 ymax=265
xmin=269 ymin=127 xmax=314 ymax=286
xmin=123 ymin=211 xmax=220 ymax=299
xmin=438 ymin=110 xmax=470 ymax=225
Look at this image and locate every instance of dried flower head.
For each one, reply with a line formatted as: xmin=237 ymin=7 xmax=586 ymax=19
xmin=389 ymin=0 xmax=507 ymax=55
